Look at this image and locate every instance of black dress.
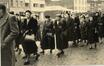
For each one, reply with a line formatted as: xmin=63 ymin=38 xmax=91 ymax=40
xmin=54 ymin=19 xmax=68 ymax=50
xmin=22 ymin=17 xmax=38 ymax=54
xmin=41 ymin=19 xmax=55 ymax=50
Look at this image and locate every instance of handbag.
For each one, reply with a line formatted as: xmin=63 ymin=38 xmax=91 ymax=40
xmin=25 ymin=34 xmax=35 ymax=41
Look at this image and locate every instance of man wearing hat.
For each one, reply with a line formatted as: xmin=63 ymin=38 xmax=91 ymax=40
xmin=54 ymin=14 xmax=68 ymax=58
xmin=0 ymin=4 xmax=19 ymax=66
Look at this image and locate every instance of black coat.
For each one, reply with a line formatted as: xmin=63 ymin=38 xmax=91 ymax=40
xmin=15 ymin=19 xmax=23 ymax=44
xmin=22 ymin=17 xmax=38 ymax=54
xmin=41 ymin=19 xmax=55 ymax=49
xmin=97 ymin=16 xmax=104 ymax=37
xmin=66 ymin=17 xmax=74 ymax=41
xmin=80 ymin=21 xmax=88 ymax=40
xmin=54 ymin=19 xmax=68 ymax=50
xmin=87 ymin=20 xmax=98 ymax=44
xmin=72 ymin=17 xmax=81 ymax=40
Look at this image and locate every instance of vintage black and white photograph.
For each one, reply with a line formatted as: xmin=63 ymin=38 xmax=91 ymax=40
xmin=0 ymin=0 xmax=104 ymax=66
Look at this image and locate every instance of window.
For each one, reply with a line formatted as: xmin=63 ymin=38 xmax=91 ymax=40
xmin=20 ymin=1 xmax=23 ymax=6
xmin=40 ymin=4 xmax=44 ymax=8
xmin=11 ymin=0 xmax=13 ymax=7
xmin=25 ymin=3 xmax=29 ymax=7
xmin=33 ymin=3 xmax=38 ymax=7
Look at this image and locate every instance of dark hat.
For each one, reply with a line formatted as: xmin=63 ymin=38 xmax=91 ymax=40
xmin=9 ymin=11 xmax=14 ymax=15
xmin=45 ymin=15 xmax=50 ymax=18
xmin=25 ymin=10 xmax=32 ymax=14
xmin=15 ymin=13 xmax=19 ymax=16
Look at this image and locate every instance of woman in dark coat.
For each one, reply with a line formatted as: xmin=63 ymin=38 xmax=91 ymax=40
xmin=87 ymin=16 xmax=98 ymax=49
xmin=40 ymin=15 xmax=55 ymax=54
xmin=72 ymin=15 xmax=81 ymax=46
xmin=80 ymin=16 xmax=88 ymax=43
xmin=54 ymin=14 xmax=68 ymax=58
xmin=22 ymin=10 xmax=40 ymax=65
xmin=97 ymin=15 xmax=104 ymax=44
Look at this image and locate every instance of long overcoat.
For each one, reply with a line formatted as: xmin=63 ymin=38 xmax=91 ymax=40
xmin=22 ymin=17 xmax=38 ymax=54
xmin=97 ymin=16 xmax=104 ymax=38
xmin=87 ymin=20 xmax=99 ymax=44
xmin=54 ymin=19 xmax=68 ymax=50
xmin=0 ymin=13 xmax=19 ymax=66
xmin=41 ymin=19 xmax=55 ymax=50
xmin=66 ymin=17 xmax=74 ymax=41
xmin=72 ymin=16 xmax=81 ymax=40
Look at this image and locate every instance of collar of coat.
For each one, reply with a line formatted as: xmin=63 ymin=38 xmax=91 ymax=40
xmin=0 ymin=13 xmax=9 ymax=28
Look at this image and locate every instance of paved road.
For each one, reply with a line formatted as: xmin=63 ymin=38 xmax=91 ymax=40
xmin=15 ymin=41 xmax=104 ymax=66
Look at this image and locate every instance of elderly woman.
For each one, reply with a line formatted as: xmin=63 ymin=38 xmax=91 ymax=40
xmin=40 ymin=15 xmax=55 ymax=54
xmin=22 ymin=10 xmax=40 ymax=65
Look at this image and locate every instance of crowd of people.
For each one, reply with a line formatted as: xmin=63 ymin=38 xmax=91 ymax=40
xmin=13 ymin=10 xmax=104 ymax=65
xmin=1 ymin=4 xmax=104 ymax=66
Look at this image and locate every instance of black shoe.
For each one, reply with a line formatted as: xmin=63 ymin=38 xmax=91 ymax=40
xmin=15 ymin=49 xmax=18 ymax=52
xmin=24 ymin=61 xmax=30 ymax=65
xmin=57 ymin=52 xmax=64 ymax=58
xmin=22 ymin=56 xmax=27 ymax=59
xmin=35 ymin=54 xmax=40 ymax=61
xmin=40 ymin=51 xmax=44 ymax=55
xmin=60 ymin=51 xmax=64 ymax=55
xmin=95 ymin=44 xmax=97 ymax=49
xmin=89 ymin=47 xmax=93 ymax=49
xmin=18 ymin=49 xmax=22 ymax=55
xmin=15 ymin=58 xmax=17 ymax=62
xmin=50 ymin=50 xmax=52 ymax=54
xmin=57 ymin=53 xmax=61 ymax=58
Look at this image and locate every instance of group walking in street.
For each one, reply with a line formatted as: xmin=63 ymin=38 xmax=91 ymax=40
xmin=14 ymin=10 xmax=104 ymax=65
xmin=1 ymin=4 xmax=104 ymax=66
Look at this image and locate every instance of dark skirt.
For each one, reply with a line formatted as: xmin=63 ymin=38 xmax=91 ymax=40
xmin=80 ymin=30 xmax=87 ymax=40
xmin=98 ymin=27 xmax=104 ymax=38
xmin=41 ymin=35 xmax=55 ymax=50
xmin=88 ymin=33 xmax=99 ymax=44
xmin=56 ymin=32 xmax=68 ymax=50
xmin=73 ymin=29 xmax=81 ymax=40
xmin=22 ymin=39 xmax=38 ymax=54
xmin=67 ymin=28 xmax=73 ymax=41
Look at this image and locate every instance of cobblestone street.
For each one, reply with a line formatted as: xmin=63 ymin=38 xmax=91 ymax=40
xmin=15 ymin=41 xmax=104 ymax=66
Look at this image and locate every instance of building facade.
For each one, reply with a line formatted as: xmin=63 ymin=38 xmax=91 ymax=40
xmin=87 ymin=0 xmax=103 ymax=12
xmin=45 ymin=0 xmax=74 ymax=9
xmin=45 ymin=0 xmax=89 ymax=13
xmin=74 ymin=0 xmax=88 ymax=13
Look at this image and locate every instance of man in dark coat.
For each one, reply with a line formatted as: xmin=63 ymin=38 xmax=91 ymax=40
xmin=65 ymin=14 xmax=74 ymax=41
xmin=54 ymin=14 xmax=68 ymax=58
xmin=15 ymin=13 xmax=22 ymax=54
xmin=0 ymin=4 xmax=19 ymax=66
xmin=40 ymin=15 xmax=55 ymax=54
